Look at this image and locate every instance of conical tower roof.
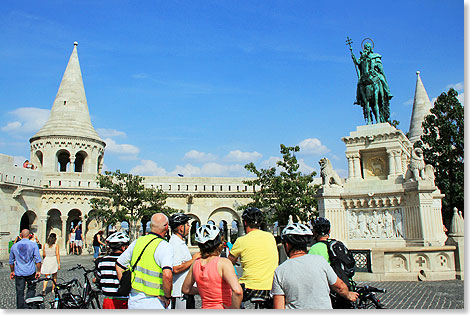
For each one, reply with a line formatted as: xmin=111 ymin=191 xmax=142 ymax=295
xmin=31 ymin=42 xmax=103 ymax=144
xmin=408 ymin=71 xmax=433 ymax=145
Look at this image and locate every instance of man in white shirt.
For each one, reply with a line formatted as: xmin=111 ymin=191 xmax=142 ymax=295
xmin=168 ymin=213 xmax=200 ymax=309
xmin=116 ymin=213 xmax=173 ymax=309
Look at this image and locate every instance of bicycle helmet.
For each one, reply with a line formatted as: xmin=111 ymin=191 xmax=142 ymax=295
xmin=242 ymin=207 xmax=264 ymax=227
xmin=312 ymin=217 xmax=331 ymax=236
xmin=195 ymin=224 xmax=220 ymax=244
xmin=169 ymin=213 xmax=190 ymax=231
xmin=281 ymin=223 xmax=313 ymax=246
xmin=106 ymin=231 xmax=130 ymax=249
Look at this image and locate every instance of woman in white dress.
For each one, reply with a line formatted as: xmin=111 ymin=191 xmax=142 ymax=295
xmin=41 ymin=233 xmax=61 ymax=295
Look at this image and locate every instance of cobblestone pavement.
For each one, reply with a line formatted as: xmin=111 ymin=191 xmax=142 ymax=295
xmin=1 ymin=254 xmax=464 ymax=309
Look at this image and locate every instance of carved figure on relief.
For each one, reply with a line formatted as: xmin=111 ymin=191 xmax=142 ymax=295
xmin=383 ymin=211 xmax=394 ymax=238
xmin=392 ymin=209 xmax=404 ymax=238
xmin=405 ymin=148 xmax=436 ymax=183
xmin=348 ymin=212 xmax=360 ymax=238
xmin=319 ymin=158 xmax=343 ymax=186
xmin=357 ymin=211 xmax=369 ymax=238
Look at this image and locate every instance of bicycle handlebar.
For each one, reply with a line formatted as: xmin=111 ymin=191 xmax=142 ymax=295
xmin=357 ymin=285 xmax=386 ymax=294
xmin=68 ymin=264 xmax=94 ymax=274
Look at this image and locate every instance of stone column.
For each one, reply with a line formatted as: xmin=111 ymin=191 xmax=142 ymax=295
xmin=394 ymin=150 xmax=403 ymax=175
xmin=69 ymin=156 xmax=75 ymax=173
xmin=40 ymin=215 xmax=48 ymax=244
xmin=387 ymin=150 xmax=396 ymax=175
xmin=352 ymin=153 xmax=362 ymax=178
xmin=346 ymin=154 xmax=355 ymax=179
xmin=61 ymin=215 xmax=68 ymax=251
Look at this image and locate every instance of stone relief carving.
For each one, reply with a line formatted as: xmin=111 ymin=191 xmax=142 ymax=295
xmin=366 ymin=156 xmax=386 ymax=177
xmin=348 ymin=209 xmax=404 ymax=239
xmin=405 ymin=148 xmax=435 ymax=183
xmin=319 ymin=157 xmax=343 ymax=187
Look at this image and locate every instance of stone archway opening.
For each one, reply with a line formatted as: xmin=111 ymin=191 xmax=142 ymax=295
xmin=46 ymin=209 xmax=62 ymax=246
xmin=66 ymin=209 xmax=82 ymax=253
xmin=97 ymin=155 xmax=104 ymax=174
xmin=74 ymin=151 xmax=87 ymax=173
xmin=219 ymin=220 xmax=228 ymax=241
xmin=20 ymin=210 xmax=38 ymax=234
xmin=33 ymin=150 xmax=43 ymax=170
xmin=230 ymin=220 xmax=241 ymax=243
xmin=57 ymin=150 xmax=71 ymax=172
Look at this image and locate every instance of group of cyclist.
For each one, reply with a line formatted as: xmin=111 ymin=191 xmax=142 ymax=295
xmin=91 ymin=207 xmax=359 ymax=309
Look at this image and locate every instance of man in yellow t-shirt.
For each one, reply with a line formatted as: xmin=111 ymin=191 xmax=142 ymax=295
xmin=228 ymin=207 xmax=278 ymax=307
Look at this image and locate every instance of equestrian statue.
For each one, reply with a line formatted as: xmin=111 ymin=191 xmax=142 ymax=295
xmin=347 ymin=37 xmax=392 ymax=124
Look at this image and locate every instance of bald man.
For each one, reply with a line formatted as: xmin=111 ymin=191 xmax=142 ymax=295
xmin=116 ymin=213 xmax=174 ymax=309
xmin=9 ymin=229 xmax=42 ymax=308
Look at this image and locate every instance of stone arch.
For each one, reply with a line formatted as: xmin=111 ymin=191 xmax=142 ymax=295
xmin=66 ymin=209 xmax=82 ymax=252
xmin=219 ymin=220 xmax=228 ymax=241
xmin=436 ymin=252 xmax=451 ymax=269
xmin=19 ymin=210 xmax=38 ymax=234
xmin=208 ymin=207 xmax=242 ymax=243
xmin=390 ymin=253 xmax=408 ymax=272
xmin=74 ymin=150 xmax=87 ymax=173
xmin=415 ymin=254 xmax=430 ymax=271
xmin=57 ymin=149 xmax=71 ymax=172
xmin=230 ymin=219 xmax=242 ymax=243
xmin=46 ymin=209 xmax=63 ymax=247
xmin=97 ymin=154 xmax=104 ymax=174
xmin=32 ymin=150 xmax=43 ymax=170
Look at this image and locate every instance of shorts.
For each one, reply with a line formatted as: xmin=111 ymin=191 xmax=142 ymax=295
xmin=103 ymin=297 xmax=128 ymax=309
xmin=74 ymin=240 xmax=83 ymax=247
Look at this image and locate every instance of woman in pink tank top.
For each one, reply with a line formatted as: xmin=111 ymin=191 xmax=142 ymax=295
xmin=182 ymin=225 xmax=242 ymax=309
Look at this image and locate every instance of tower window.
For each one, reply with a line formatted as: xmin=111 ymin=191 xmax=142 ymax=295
xmin=64 ymin=101 xmax=66 ymax=105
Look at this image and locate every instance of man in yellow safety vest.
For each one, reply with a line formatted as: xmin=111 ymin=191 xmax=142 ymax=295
xmin=116 ymin=213 xmax=174 ymax=309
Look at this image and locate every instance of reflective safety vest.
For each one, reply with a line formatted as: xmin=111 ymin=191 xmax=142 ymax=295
xmin=130 ymin=234 xmax=164 ymax=296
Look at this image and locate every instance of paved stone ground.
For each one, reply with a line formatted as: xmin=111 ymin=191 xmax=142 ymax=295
xmin=1 ymin=254 xmax=464 ymax=309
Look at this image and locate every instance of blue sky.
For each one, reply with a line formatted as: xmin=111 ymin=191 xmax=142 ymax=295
xmin=0 ymin=1 xmax=464 ymax=178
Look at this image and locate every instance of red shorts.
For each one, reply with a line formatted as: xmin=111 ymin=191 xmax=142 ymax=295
xmin=102 ymin=297 xmax=128 ymax=309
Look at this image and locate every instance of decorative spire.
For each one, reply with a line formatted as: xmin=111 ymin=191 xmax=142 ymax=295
xmin=31 ymin=42 xmax=103 ymax=143
xmin=408 ymin=71 xmax=433 ymax=145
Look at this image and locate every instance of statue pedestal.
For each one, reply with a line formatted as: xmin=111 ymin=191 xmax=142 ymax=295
xmin=315 ymin=123 xmax=454 ymax=281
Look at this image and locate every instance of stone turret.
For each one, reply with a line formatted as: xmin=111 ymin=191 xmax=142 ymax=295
xmin=408 ymin=71 xmax=433 ymax=145
xmin=29 ymin=42 xmax=105 ymax=173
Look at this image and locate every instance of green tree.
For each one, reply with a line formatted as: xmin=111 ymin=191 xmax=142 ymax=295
xmin=242 ymin=144 xmax=319 ymax=227
xmin=415 ymin=88 xmax=464 ymax=226
xmin=88 ymin=170 xmax=177 ymax=241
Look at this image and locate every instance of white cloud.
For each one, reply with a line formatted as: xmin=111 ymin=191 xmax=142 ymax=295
xmin=260 ymin=156 xmax=281 ymax=169
xmin=168 ymin=164 xmax=202 ymax=177
xmin=446 ymin=82 xmax=464 ymax=92
xmin=104 ymin=137 xmax=140 ymax=155
xmin=96 ymin=128 xmax=126 ymax=138
xmin=1 ymin=121 xmax=22 ymax=132
xmin=200 ymin=162 xmax=247 ymax=177
xmin=403 ymin=98 xmax=414 ymax=106
xmin=298 ymin=158 xmax=316 ymax=174
xmin=457 ymin=92 xmax=464 ymax=106
xmin=224 ymin=150 xmax=262 ymax=162
xmin=130 ymin=160 xmax=167 ymax=176
xmin=298 ymin=138 xmax=330 ymax=155
xmin=183 ymin=150 xmax=217 ymax=163
xmin=1 ymin=107 xmax=50 ymax=134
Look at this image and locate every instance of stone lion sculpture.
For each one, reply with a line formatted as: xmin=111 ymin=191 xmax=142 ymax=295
xmin=405 ymin=148 xmax=435 ymax=182
xmin=319 ymin=157 xmax=343 ymax=186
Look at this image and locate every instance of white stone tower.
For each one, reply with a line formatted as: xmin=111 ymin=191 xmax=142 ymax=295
xmin=408 ymin=71 xmax=433 ymax=145
xmin=29 ymin=42 xmax=105 ymax=173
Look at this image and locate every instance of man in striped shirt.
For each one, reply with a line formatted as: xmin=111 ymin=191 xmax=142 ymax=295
xmin=94 ymin=232 xmax=130 ymax=309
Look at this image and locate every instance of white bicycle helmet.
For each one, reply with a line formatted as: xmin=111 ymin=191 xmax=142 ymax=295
xmin=281 ymin=223 xmax=313 ymax=246
xmin=107 ymin=231 xmax=130 ymax=245
xmin=195 ymin=224 xmax=220 ymax=244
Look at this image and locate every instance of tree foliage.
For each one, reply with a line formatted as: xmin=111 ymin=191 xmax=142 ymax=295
xmin=415 ymin=88 xmax=464 ymax=225
xmin=242 ymin=144 xmax=319 ymax=226
xmin=88 ymin=170 xmax=177 ymax=241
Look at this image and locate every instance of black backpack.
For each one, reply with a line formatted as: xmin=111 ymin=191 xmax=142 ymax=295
xmin=321 ymin=239 xmax=356 ymax=288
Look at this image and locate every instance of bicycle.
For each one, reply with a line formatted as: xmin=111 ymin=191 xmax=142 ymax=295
xmin=68 ymin=264 xmax=102 ymax=309
xmin=331 ymin=280 xmax=386 ymax=309
xmin=26 ymin=276 xmax=81 ymax=309
xmin=240 ymin=284 xmax=273 ymax=309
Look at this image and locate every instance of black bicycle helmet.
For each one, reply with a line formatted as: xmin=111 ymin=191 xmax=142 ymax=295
xmin=281 ymin=223 xmax=313 ymax=246
xmin=242 ymin=207 xmax=264 ymax=226
xmin=169 ymin=213 xmax=190 ymax=231
xmin=312 ymin=217 xmax=331 ymax=236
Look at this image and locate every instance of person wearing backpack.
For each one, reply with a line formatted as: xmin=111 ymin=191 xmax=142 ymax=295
xmin=309 ymin=217 xmax=357 ymax=309
xmin=272 ymin=223 xmax=358 ymax=309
